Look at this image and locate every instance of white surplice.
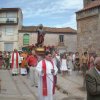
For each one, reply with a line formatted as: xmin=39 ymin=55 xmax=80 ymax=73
xmin=36 ymin=59 xmax=58 ymax=100
xmin=10 ymin=53 xmax=21 ymax=74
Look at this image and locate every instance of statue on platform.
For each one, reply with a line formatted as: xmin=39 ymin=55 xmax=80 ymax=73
xmin=36 ymin=24 xmax=45 ymax=47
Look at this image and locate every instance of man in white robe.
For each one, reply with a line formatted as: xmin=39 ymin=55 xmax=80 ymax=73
xmin=10 ymin=49 xmax=21 ymax=75
xmin=36 ymin=51 xmax=58 ymax=100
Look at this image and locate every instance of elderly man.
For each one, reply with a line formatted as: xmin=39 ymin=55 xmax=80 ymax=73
xmin=85 ymin=57 xmax=100 ymax=100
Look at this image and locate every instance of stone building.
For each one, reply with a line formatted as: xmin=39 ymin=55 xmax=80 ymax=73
xmin=0 ymin=8 xmax=22 ymax=51
xmin=0 ymin=8 xmax=77 ymax=53
xmin=76 ymin=0 xmax=100 ymax=54
xmin=18 ymin=26 xmax=77 ymax=53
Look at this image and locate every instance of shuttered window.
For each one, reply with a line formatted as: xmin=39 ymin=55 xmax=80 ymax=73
xmin=23 ymin=34 xmax=29 ymax=45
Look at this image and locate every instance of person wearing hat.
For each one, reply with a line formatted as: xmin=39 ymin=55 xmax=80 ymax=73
xmin=85 ymin=57 xmax=100 ymax=100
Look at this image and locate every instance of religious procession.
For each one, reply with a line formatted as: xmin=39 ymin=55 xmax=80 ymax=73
xmin=0 ymin=46 xmax=99 ymax=100
xmin=0 ymin=24 xmax=100 ymax=100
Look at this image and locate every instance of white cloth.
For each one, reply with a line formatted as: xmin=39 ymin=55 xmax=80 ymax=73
xmin=10 ymin=53 xmax=21 ymax=74
xmin=95 ymin=67 xmax=100 ymax=75
xmin=20 ymin=68 xmax=27 ymax=75
xmin=20 ymin=56 xmax=23 ymax=63
xmin=60 ymin=59 xmax=68 ymax=71
xmin=36 ymin=59 xmax=58 ymax=100
xmin=52 ymin=58 xmax=57 ymax=66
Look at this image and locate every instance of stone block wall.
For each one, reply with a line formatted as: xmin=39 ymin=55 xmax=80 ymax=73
xmin=77 ymin=13 xmax=99 ymax=54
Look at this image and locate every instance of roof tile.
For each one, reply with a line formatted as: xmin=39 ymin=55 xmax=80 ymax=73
xmin=19 ymin=26 xmax=77 ymax=34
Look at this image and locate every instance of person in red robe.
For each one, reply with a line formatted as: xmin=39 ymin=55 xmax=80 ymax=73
xmin=10 ymin=49 xmax=21 ymax=76
xmin=36 ymin=51 xmax=58 ymax=100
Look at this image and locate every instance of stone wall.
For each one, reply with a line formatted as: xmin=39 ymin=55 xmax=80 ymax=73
xmin=44 ymin=33 xmax=58 ymax=46
xmin=77 ymin=8 xmax=100 ymax=54
xmin=18 ymin=32 xmax=77 ymax=52
xmin=65 ymin=34 xmax=77 ymax=52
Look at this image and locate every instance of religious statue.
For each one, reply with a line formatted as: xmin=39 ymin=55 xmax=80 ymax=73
xmin=36 ymin=24 xmax=45 ymax=47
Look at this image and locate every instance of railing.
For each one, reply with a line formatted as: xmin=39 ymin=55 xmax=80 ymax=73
xmin=0 ymin=17 xmax=18 ymax=24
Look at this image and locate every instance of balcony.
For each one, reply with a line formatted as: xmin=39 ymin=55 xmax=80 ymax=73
xmin=0 ymin=17 xmax=18 ymax=25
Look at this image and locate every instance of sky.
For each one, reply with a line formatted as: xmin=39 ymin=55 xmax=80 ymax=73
xmin=0 ymin=0 xmax=83 ymax=29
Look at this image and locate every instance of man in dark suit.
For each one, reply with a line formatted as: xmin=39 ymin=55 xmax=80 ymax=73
xmin=85 ymin=57 xmax=100 ymax=100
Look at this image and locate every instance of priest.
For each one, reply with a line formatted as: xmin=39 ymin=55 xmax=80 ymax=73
xmin=10 ymin=49 xmax=21 ymax=76
xmin=36 ymin=51 xmax=58 ymax=100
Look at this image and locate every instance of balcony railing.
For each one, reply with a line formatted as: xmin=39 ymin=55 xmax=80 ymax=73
xmin=0 ymin=17 xmax=18 ymax=24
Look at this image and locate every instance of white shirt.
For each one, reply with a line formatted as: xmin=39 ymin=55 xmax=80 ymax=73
xmin=95 ymin=67 xmax=100 ymax=75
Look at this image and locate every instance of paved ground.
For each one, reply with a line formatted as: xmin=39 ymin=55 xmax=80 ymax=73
xmin=57 ymin=71 xmax=86 ymax=100
xmin=0 ymin=70 xmax=86 ymax=100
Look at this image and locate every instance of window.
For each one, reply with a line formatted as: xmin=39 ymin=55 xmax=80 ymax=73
xmin=5 ymin=26 xmax=14 ymax=35
xmin=59 ymin=35 xmax=64 ymax=43
xmin=23 ymin=34 xmax=29 ymax=45
xmin=4 ymin=43 xmax=13 ymax=51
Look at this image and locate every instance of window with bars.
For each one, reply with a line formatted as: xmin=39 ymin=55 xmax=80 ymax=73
xmin=59 ymin=35 xmax=64 ymax=43
xmin=23 ymin=34 xmax=29 ymax=45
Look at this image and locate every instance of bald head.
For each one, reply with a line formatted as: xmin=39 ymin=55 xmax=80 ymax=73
xmin=94 ymin=57 xmax=100 ymax=71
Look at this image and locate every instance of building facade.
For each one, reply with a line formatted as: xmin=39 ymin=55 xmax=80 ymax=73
xmin=18 ymin=26 xmax=77 ymax=53
xmin=76 ymin=0 xmax=100 ymax=54
xmin=0 ymin=8 xmax=77 ymax=52
xmin=0 ymin=8 xmax=23 ymax=51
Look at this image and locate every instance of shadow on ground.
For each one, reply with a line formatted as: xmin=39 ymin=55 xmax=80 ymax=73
xmin=62 ymin=96 xmax=84 ymax=100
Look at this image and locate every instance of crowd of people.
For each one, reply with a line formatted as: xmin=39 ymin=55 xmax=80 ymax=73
xmin=0 ymin=49 xmax=99 ymax=100
xmin=0 ymin=49 xmax=97 ymax=76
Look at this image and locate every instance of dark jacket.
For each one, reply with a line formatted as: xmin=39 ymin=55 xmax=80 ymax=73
xmin=86 ymin=67 xmax=100 ymax=100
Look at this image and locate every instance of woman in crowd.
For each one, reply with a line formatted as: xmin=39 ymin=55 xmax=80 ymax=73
xmin=60 ymin=53 xmax=68 ymax=76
